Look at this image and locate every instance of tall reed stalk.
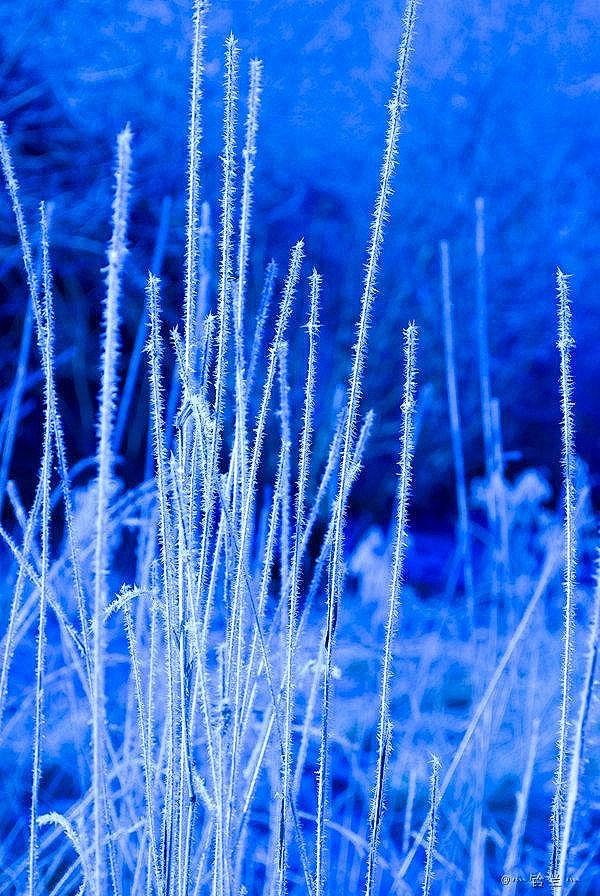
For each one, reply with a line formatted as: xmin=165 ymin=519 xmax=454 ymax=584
xmin=551 ymin=269 xmax=576 ymax=894
xmin=278 ymin=271 xmax=320 ymax=893
xmin=184 ymin=0 xmax=208 ymax=375
xmin=92 ymin=125 xmax=132 ymax=896
xmin=27 ymin=203 xmax=54 ymax=896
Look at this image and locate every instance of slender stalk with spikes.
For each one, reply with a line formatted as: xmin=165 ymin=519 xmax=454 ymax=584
xmin=551 ymin=269 xmax=576 ymax=894
xmin=235 ymin=57 xmax=262 ymax=340
xmin=277 ymin=342 xmax=292 ymax=614
xmin=560 ymin=554 xmax=600 ymax=887
xmin=184 ymin=0 xmax=208 ymax=374
xmin=292 ymin=410 xmax=374 ymax=803
xmin=278 ymin=271 xmax=321 ymax=893
xmin=232 ymin=57 xmax=263 ymax=527
xmin=422 ymin=756 xmax=442 ymax=896
xmin=0 ymin=129 xmax=51 ymax=735
xmin=365 ymin=322 xmax=417 ymax=896
xmin=28 ymin=203 xmax=54 ymax=896
xmin=145 ymin=274 xmax=175 ymax=896
xmin=121 ymin=583 xmax=164 ymax=896
xmin=0 ymin=123 xmax=41 ymax=526
xmin=224 ymin=239 xmax=303 ymax=857
xmin=0 ymin=131 xmax=93 ymax=706
xmin=195 ymin=34 xmax=239 ymax=624
xmin=92 ymin=125 xmax=132 ymax=896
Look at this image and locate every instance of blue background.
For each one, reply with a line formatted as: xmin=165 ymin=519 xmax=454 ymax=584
xmin=1 ymin=0 xmax=599 ymax=521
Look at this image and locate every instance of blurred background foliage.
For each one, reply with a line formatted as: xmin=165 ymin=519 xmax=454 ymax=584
xmin=1 ymin=0 xmax=599 ymax=527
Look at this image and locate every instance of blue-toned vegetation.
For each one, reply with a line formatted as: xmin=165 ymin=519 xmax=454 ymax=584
xmin=0 ymin=2 xmax=599 ymax=895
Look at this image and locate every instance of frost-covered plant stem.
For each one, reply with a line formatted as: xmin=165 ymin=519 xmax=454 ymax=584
xmin=365 ymin=322 xmax=417 ymax=896
xmin=224 ymin=240 xmax=303 ymax=864
xmin=236 ymin=58 xmax=262 ymax=335
xmin=551 ymin=269 xmax=576 ymax=894
xmin=0 ymin=122 xmax=39 ymax=328
xmin=170 ymin=333 xmax=219 ymax=803
xmin=145 ymin=274 xmax=176 ymax=895
xmin=234 ymin=436 xmax=289 ymax=825
xmin=422 ymin=756 xmax=441 ymax=896
xmin=0 ymin=123 xmax=40 ymax=515
xmin=122 ymin=586 xmax=164 ymax=896
xmin=0 ymin=125 xmax=45 ymax=731
xmin=170 ymin=458 xmax=196 ymax=896
xmin=195 ymin=35 xmax=238 ymax=649
xmin=184 ymin=0 xmax=207 ymax=374
xmin=559 ymin=556 xmax=600 ymax=886
xmin=277 ymin=343 xmax=292 ymax=624
xmin=0 ymin=473 xmax=43 ymax=732
xmin=92 ymin=125 xmax=132 ymax=896
xmin=316 ymin=2 xmax=417 ymax=890
xmin=28 ymin=203 xmax=54 ymax=896
xmin=292 ymin=411 xmax=373 ymax=802
xmin=278 ymin=271 xmax=320 ymax=893
xmin=2 ymin=131 xmax=92 ymax=697
xmin=232 ymin=59 xmax=262 ymax=518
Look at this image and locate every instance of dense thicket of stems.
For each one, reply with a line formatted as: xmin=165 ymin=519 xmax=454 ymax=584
xmin=2 ymin=6 xmax=595 ymax=896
